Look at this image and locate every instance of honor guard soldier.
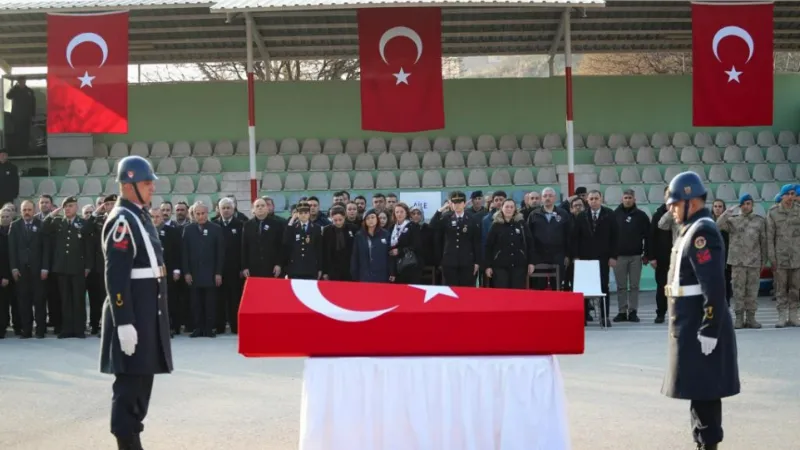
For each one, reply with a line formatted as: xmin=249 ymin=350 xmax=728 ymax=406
xmin=430 ymin=191 xmax=481 ymax=287
xmin=662 ymin=172 xmax=740 ymax=450
xmin=99 ymin=156 xmax=173 ymax=450
xmin=43 ymin=196 xmax=94 ymax=338
xmin=283 ymin=201 xmax=323 ymax=280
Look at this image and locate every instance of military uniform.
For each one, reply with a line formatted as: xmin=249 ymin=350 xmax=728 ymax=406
xmin=716 ymin=205 xmax=767 ymax=328
xmin=43 ymin=199 xmax=94 ymax=338
xmin=662 ymin=172 xmax=739 ymax=450
xmin=283 ymin=220 xmax=323 ymax=280
xmin=99 ymin=156 xmax=172 ymax=450
xmin=766 ymin=201 xmax=800 ymax=327
xmin=430 ymin=193 xmax=481 ymax=287
xmin=156 ymin=222 xmax=181 ymax=334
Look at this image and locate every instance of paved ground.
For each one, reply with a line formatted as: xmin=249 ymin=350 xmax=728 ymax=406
xmin=1 ymin=293 xmax=798 ymax=450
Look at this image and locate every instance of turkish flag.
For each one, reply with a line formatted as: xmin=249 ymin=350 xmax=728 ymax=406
xmin=47 ymin=12 xmax=129 ymax=134
xmin=692 ymin=2 xmax=773 ymax=127
xmin=358 ymin=7 xmax=444 ymax=132
xmin=238 ymin=278 xmax=585 ymax=357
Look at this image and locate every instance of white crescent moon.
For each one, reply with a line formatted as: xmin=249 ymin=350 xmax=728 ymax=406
xmin=289 ymin=279 xmax=398 ymax=323
xmin=65 ymin=32 xmax=109 ymax=69
xmin=712 ymin=26 xmax=754 ymax=64
xmin=378 ymin=26 xmax=423 ymax=65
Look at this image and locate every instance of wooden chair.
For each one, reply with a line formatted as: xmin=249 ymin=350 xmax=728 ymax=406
xmin=527 ymin=264 xmax=561 ymax=290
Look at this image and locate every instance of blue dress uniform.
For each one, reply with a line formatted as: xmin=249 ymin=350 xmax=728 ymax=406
xmin=662 ymin=172 xmax=740 ymax=450
xmin=99 ymin=156 xmax=173 ymax=450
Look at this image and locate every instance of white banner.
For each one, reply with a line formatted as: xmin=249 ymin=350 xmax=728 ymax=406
xmin=399 ymin=192 xmax=441 ymax=222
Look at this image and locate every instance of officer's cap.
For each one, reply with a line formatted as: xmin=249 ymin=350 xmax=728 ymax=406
xmin=449 ymin=191 xmax=467 ymax=203
xmin=62 ymin=196 xmax=77 ymax=207
xmin=739 ymin=193 xmax=753 ymax=205
xmin=470 ymin=191 xmax=483 ymax=200
xmin=103 ymin=194 xmax=118 ymax=203
xmin=296 ymin=201 xmax=311 ymax=213
xmin=575 ymin=187 xmax=587 ymax=195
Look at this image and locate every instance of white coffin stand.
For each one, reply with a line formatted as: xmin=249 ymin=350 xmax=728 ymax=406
xmin=299 ymin=356 xmax=570 ymax=450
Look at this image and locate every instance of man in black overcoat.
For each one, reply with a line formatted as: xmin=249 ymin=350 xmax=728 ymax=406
xmin=182 ymin=202 xmax=224 ymax=338
xmin=241 ymin=197 xmax=285 ymax=279
xmin=150 ymin=207 xmax=182 ymax=337
xmin=8 ymin=200 xmax=48 ymax=338
xmin=99 ymin=156 xmax=172 ymax=450
xmin=212 ymin=197 xmax=244 ymax=334
xmin=662 ymin=171 xmax=740 ymax=450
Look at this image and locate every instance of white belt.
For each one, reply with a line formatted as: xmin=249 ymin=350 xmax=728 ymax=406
xmin=665 ymin=284 xmax=702 ymax=297
xmin=131 ymin=266 xmax=166 ymax=279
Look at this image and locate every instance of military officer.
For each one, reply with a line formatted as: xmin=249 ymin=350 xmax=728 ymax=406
xmin=43 ymin=196 xmax=94 ymax=338
xmin=716 ymin=193 xmax=768 ymax=329
xmin=282 ymin=201 xmax=323 ymax=280
xmin=99 ymin=156 xmax=173 ymax=450
xmin=87 ymin=194 xmax=117 ymax=335
xmin=429 ymin=191 xmax=481 ymax=287
xmin=662 ymin=171 xmax=740 ymax=450
xmin=766 ymin=184 xmax=800 ymax=327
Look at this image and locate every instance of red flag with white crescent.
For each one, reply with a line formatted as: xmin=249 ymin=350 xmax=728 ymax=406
xmin=47 ymin=11 xmax=129 ymax=134
xmin=238 ymin=278 xmax=585 ymax=357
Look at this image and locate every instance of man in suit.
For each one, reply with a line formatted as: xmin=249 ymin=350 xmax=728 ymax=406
xmin=8 ymin=200 xmax=49 ymax=338
xmin=429 ymin=191 xmax=481 ymax=287
xmin=212 ymin=197 xmax=244 ymax=334
xmin=662 ymin=172 xmax=740 ymax=450
xmin=182 ymin=202 xmax=224 ymax=338
xmin=573 ymin=189 xmax=619 ymax=327
xmin=34 ymin=194 xmax=60 ymax=334
xmin=43 ymin=196 xmax=94 ymax=338
xmin=99 ymin=156 xmax=173 ymax=450
xmin=87 ymin=194 xmax=117 ymax=335
xmin=150 ymin=207 xmax=182 ymax=337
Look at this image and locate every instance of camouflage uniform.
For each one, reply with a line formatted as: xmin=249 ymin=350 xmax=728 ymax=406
xmin=717 ymin=209 xmax=767 ymax=328
xmin=766 ymin=203 xmax=800 ymax=327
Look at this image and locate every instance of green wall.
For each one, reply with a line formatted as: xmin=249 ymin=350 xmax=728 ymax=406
xmin=101 ymin=74 xmax=800 ymax=145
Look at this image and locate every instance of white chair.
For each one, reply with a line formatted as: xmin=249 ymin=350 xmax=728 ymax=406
xmin=572 ymin=260 xmax=608 ymax=330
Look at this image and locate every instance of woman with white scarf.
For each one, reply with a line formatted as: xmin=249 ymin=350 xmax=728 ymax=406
xmin=389 ymin=202 xmax=423 ymax=284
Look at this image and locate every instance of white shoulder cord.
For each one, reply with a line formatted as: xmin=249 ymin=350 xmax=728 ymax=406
xmin=102 ymin=209 xmax=138 ymax=259
xmin=103 ymin=206 xmax=160 ymax=277
xmin=670 ymin=217 xmax=715 ymax=289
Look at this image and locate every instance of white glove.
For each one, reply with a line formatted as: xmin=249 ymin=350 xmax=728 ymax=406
xmin=697 ymin=335 xmax=718 ymax=356
xmin=118 ymin=324 xmax=138 ymax=357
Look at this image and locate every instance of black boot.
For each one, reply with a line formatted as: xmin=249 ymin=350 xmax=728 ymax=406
xmin=116 ymin=434 xmax=143 ymax=450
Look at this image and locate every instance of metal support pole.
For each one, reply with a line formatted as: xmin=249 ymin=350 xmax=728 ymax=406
xmin=563 ymin=8 xmax=575 ymax=196
xmin=245 ymin=14 xmax=257 ymax=203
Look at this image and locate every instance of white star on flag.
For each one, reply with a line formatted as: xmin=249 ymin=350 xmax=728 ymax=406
xmin=410 ymin=285 xmax=458 ymax=303
xmin=725 ymin=66 xmax=742 ymax=83
xmin=393 ymin=67 xmax=411 ymax=85
xmin=77 ymin=71 xmax=95 ymax=88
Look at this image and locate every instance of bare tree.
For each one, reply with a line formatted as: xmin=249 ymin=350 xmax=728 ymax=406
xmin=578 ymin=52 xmax=800 ymax=75
xmin=139 ymin=59 xmax=361 ymax=83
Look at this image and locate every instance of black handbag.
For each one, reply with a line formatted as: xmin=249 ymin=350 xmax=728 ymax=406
xmin=396 ymin=247 xmax=419 ymax=273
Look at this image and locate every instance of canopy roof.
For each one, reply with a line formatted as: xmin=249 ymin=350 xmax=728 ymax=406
xmin=0 ymin=0 xmax=798 ymax=68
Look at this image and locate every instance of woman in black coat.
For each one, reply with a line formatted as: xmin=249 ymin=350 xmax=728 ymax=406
xmin=322 ymin=206 xmax=357 ymax=281
xmin=350 ymin=209 xmax=395 ymax=283
xmin=389 ymin=202 xmax=423 ymax=284
xmin=484 ymin=200 xmax=535 ymax=289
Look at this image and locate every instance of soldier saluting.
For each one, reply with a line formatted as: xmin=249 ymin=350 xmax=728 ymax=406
xmin=99 ymin=156 xmax=173 ymax=450
xmin=283 ymin=201 xmax=323 ymax=280
xmin=430 ymin=191 xmax=481 ymax=287
xmin=42 ymin=196 xmax=94 ymax=338
xmin=662 ymin=172 xmax=740 ymax=450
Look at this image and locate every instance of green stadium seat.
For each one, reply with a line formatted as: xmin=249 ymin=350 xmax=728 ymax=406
xmin=715 ymin=131 xmax=734 ymax=147
xmin=301 ymin=138 xmax=322 ymax=155
xmin=130 ymin=142 xmax=149 ymax=157
xmin=778 ymin=131 xmax=797 ymax=146
xmin=280 ymin=138 xmax=300 ymax=155
xmin=192 ymin=141 xmax=212 ymax=157
xmin=171 ymin=141 xmax=191 ymax=157
xmin=736 ymin=131 xmax=755 ymax=147
xmin=323 ymin=138 xmax=343 ymax=155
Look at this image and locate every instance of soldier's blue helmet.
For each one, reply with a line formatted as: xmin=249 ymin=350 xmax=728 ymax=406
xmin=666 ymin=171 xmax=707 ymax=206
xmin=116 ymin=155 xmax=158 ymax=184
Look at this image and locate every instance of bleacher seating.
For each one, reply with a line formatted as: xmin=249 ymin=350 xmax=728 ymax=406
xmin=11 ymin=131 xmax=800 ymax=217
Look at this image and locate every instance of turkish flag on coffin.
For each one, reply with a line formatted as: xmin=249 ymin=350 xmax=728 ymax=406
xmin=238 ymin=278 xmax=585 ymax=357
xmin=692 ymin=2 xmax=773 ymax=127
xmin=47 ymin=12 xmax=129 ymax=134
xmin=358 ymin=7 xmax=445 ymax=132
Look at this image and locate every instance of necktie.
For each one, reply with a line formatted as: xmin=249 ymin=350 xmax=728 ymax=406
xmin=26 ymin=222 xmax=32 ymax=233
xmin=592 ymin=211 xmax=598 ymax=233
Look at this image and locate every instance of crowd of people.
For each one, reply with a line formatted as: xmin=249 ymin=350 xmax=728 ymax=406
xmin=1 ymin=178 xmax=799 ymax=338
